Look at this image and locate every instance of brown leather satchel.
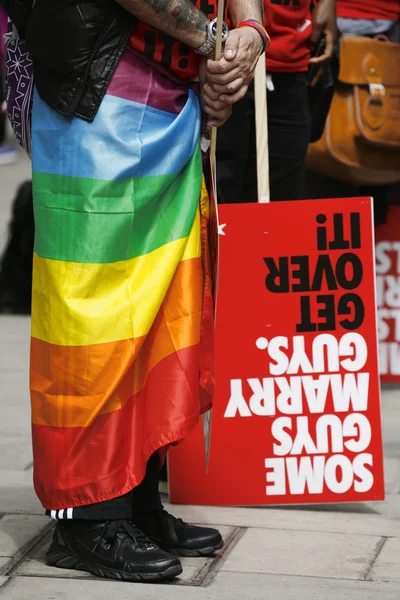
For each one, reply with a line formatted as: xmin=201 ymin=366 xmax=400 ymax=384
xmin=307 ymin=35 xmax=400 ymax=186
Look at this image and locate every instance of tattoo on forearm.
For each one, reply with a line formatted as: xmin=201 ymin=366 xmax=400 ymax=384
xmin=143 ymin=0 xmax=208 ymax=31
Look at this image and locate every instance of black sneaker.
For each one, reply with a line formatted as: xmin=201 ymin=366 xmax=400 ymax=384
xmin=135 ymin=509 xmax=224 ymax=557
xmin=45 ymin=519 xmax=182 ymax=582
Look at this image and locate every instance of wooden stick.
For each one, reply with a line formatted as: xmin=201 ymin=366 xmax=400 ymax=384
xmin=204 ymin=0 xmax=225 ymax=475
xmin=209 ymin=0 xmax=226 ymax=161
xmin=254 ymin=54 xmax=270 ymax=203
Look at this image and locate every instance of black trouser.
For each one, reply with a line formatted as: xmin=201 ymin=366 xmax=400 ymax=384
xmin=46 ymin=453 xmax=162 ymax=521
xmin=303 ymin=170 xmax=392 ymax=226
xmin=217 ymin=72 xmax=311 ymax=203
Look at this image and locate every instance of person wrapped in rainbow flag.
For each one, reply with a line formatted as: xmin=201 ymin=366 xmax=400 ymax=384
xmin=1 ymin=0 xmax=268 ymax=584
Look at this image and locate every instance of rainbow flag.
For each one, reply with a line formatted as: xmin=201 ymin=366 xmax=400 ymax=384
xmin=30 ymin=48 xmax=215 ymax=510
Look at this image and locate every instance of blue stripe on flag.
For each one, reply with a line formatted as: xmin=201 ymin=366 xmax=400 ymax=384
xmin=31 ymin=90 xmax=201 ymax=181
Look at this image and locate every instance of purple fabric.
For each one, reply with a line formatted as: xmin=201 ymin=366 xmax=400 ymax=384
xmin=4 ymin=32 xmax=33 ymax=156
xmin=107 ymin=47 xmax=188 ymax=114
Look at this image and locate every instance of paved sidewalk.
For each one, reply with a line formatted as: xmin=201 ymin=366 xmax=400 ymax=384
xmin=0 ymin=153 xmax=400 ymax=599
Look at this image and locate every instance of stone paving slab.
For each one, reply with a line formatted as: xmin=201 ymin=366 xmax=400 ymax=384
xmin=220 ymin=528 xmax=381 ymax=581
xmin=382 ymin=457 xmax=400 ymax=494
xmin=2 ymin=572 xmax=400 ymax=600
xmin=369 ymin=537 xmax=400 ymax=584
xmin=0 ymin=407 xmax=31 ymax=438
xmin=0 ymin=577 xmax=8 ymax=589
xmin=0 ymin=438 xmax=33 ymax=472
xmin=0 ymin=470 xmax=43 ymax=515
xmin=0 ymin=342 xmax=29 ymax=372
xmin=0 ymin=316 xmax=30 ymax=341
xmin=0 ymin=515 xmax=48 ymax=558
xmin=167 ymin=501 xmax=400 ymax=538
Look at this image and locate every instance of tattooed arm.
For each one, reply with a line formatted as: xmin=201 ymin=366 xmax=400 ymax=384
xmin=115 ymin=0 xmax=208 ymax=48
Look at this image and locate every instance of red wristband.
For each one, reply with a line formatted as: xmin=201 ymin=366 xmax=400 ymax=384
xmin=236 ymin=20 xmax=271 ymax=54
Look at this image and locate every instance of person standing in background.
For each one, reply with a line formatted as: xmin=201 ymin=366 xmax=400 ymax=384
xmin=336 ymin=0 xmax=399 ymax=41
xmin=305 ymin=0 xmax=399 ymax=225
xmin=336 ymin=0 xmax=400 ymax=225
xmin=216 ymin=0 xmax=337 ymax=203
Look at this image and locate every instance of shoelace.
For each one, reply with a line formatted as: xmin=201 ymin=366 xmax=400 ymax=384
xmin=101 ymin=519 xmax=154 ymax=548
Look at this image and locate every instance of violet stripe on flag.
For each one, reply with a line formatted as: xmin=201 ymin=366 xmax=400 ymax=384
xmin=106 ymin=47 xmax=189 ymax=114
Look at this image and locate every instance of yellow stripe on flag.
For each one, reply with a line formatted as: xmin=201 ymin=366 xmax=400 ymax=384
xmin=32 ymin=210 xmax=201 ymax=347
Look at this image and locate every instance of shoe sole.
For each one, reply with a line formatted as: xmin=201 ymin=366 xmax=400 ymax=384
xmin=170 ymin=540 xmax=224 ymax=558
xmin=45 ymin=547 xmax=183 ymax=582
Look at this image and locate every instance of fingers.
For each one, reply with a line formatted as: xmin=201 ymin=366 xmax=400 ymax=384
xmin=198 ymin=57 xmax=208 ymax=86
xmin=202 ymin=94 xmax=228 ymax=113
xmin=203 ymin=77 xmax=249 ymax=106
xmin=204 ymin=103 xmax=232 ymax=127
xmin=207 ymin=57 xmax=237 ymax=75
xmin=201 ymin=27 xmax=255 ymax=112
xmin=208 ymin=117 xmax=229 ymax=127
xmin=309 ymin=28 xmax=335 ymax=67
xmin=207 ymin=78 xmax=244 ymax=97
xmin=309 ymin=53 xmax=328 ymax=66
xmin=207 ymin=106 xmax=232 ymax=127
xmin=223 ymin=36 xmax=239 ymax=61
xmin=220 ymin=84 xmax=249 ymax=104
xmin=203 ymin=83 xmax=219 ymax=101
xmin=207 ymin=65 xmax=242 ymax=85
xmin=309 ymin=35 xmax=334 ymax=67
xmin=202 ymin=85 xmax=231 ymax=116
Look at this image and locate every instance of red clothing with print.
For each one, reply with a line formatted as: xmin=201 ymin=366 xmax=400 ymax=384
xmin=130 ymin=0 xmax=217 ymax=80
xmin=265 ymin=0 xmax=312 ymax=73
xmin=337 ymin=0 xmax=400 ymax=21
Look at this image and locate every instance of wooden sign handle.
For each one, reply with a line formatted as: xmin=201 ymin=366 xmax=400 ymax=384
xmin=209 ymin=0 xmax=227 ymax=160
xmin=254 ymin=54 xmax=270 ymax=203
xmin=204 ymin=0 xmax=225 ymax=475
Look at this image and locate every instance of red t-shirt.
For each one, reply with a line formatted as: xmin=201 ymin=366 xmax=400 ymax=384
xmin=130 ymin=0 xmax=217 ymax=80
xmin=337 ymin=0 xmax=400 ymax=21
xmin=265 ymin=0 xmax=312 ymax=73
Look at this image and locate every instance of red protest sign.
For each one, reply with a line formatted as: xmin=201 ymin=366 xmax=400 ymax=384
xmin=376 ymin=205 xmax=400 ymax=382
xmin=169 ymin=198 xmax=384 ymax=506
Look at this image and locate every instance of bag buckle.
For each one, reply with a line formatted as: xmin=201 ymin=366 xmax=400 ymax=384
xmin=369 ymin=83 xmax=385 ymax=102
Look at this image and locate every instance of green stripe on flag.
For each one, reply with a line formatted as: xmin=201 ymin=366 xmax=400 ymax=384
xmin=33 ymin=145 xmax=202 ymax=264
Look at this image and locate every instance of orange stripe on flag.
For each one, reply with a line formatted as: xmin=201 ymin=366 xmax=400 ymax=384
xmin=31 ymin=257 xmax=203 ymax=428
